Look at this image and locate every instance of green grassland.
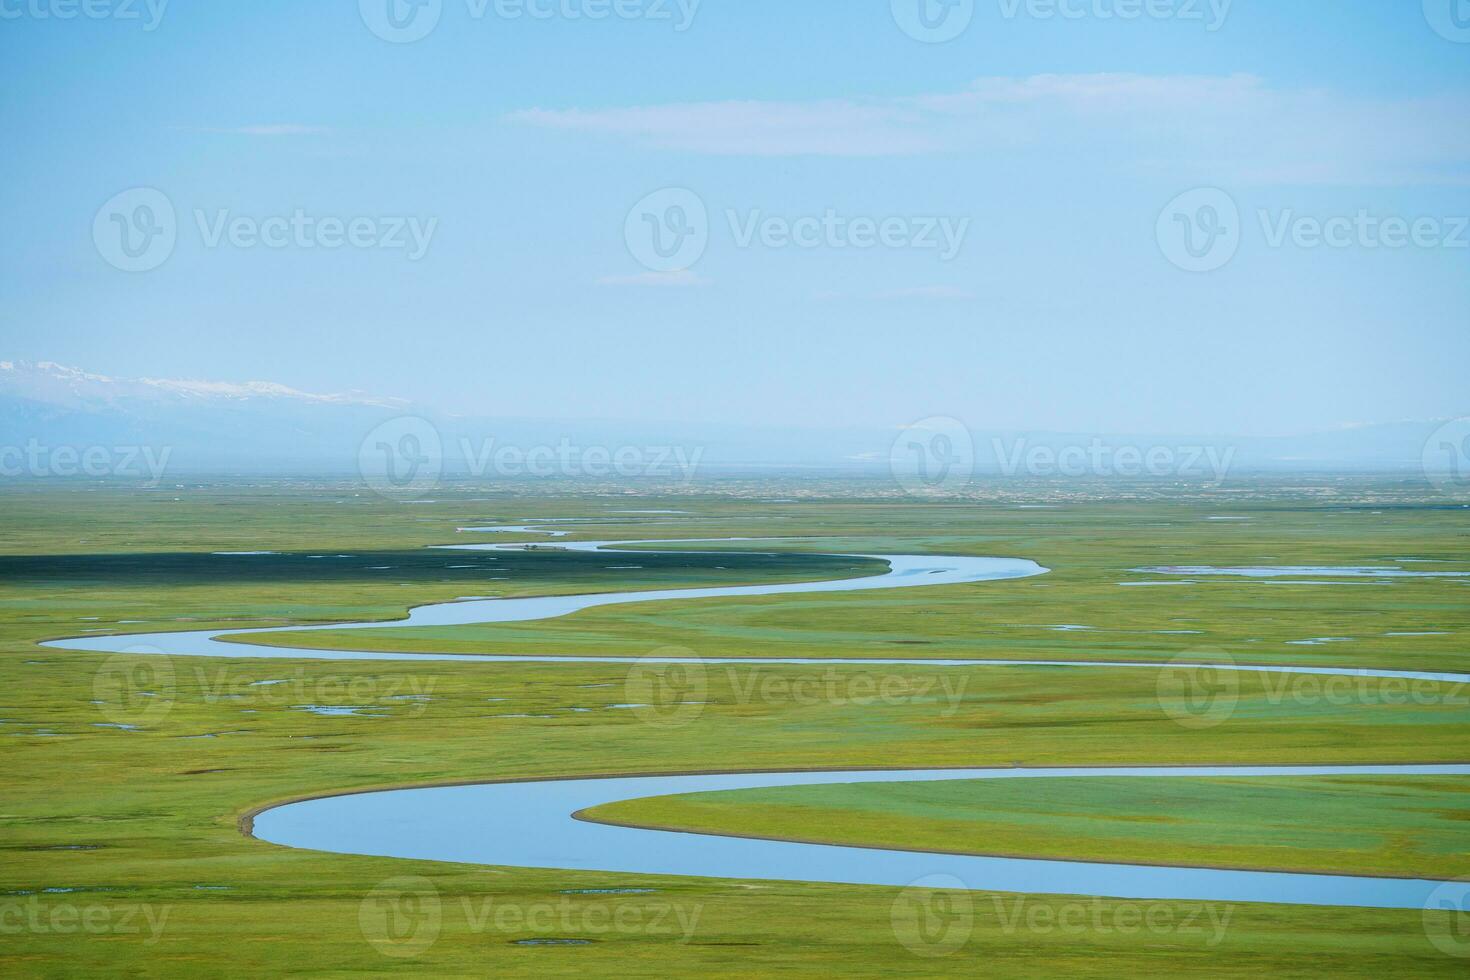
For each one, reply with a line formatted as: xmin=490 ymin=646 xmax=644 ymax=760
xmin=2 ymin=480 xmax=1468 ymax=976
xmin=584 ymin=775 xmax=1470 ymax=880
xmin=232 ymin=497 xmax=1470 ymax=674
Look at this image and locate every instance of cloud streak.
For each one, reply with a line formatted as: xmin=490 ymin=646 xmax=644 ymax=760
xmin=203 ymin=124 xmax=329 ymax=137
xmin=595 ymin=270 xmax=711 ymax=287
xmin=508 ymin=73 xmax=1470 ymax=185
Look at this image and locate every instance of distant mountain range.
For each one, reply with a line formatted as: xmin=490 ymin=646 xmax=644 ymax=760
xmin=0 ymin=360 xmax=406 ymax=473
xmin=0 ymin=359 xmax=1460 ymax=480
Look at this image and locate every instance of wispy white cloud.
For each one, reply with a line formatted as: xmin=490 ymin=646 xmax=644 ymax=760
xmin=872 ymin=286 xmax=975 ymax=301
xmin=203 ymin=124 xmax=329 ymax=137
xmin=511 ymin=99 xmax=944 ymax=156
xmin=816 ymin=286 xmax=975 ymax=301
xmin=508 ymin=74 xmax=1470 ymax=184
xmin=594 ymin=270 xmax=711 ymax=287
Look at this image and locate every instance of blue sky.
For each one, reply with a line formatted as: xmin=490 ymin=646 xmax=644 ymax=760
xmin=2 ymin=1 xmax=1467 ymax=436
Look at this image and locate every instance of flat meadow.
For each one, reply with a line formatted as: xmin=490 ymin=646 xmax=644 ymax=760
xmin=2 ymin=478 xmax=1467 ymax=976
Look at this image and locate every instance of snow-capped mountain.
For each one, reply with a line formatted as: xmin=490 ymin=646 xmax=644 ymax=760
xmin=0 ymin=360 xmax=414 ymax=472
xmin=0 ymin=360 xmax=404 ymax=412
xmin=0 ymin=359 xmax=1460 ymax=478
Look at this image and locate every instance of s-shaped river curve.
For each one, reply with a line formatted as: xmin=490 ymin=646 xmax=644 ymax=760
xmin=43 ymin=527 xmax=1470 ymax=910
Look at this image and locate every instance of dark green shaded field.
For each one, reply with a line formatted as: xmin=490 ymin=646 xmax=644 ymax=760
xmin=0 ymin=547 xmax=880 ymax=598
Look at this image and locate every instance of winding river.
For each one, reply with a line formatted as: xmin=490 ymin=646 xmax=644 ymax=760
xmin=43 ymin=526 xmax=1470 ymax=909
xmin=250 ymin=764 xmax=1470 ymax=911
